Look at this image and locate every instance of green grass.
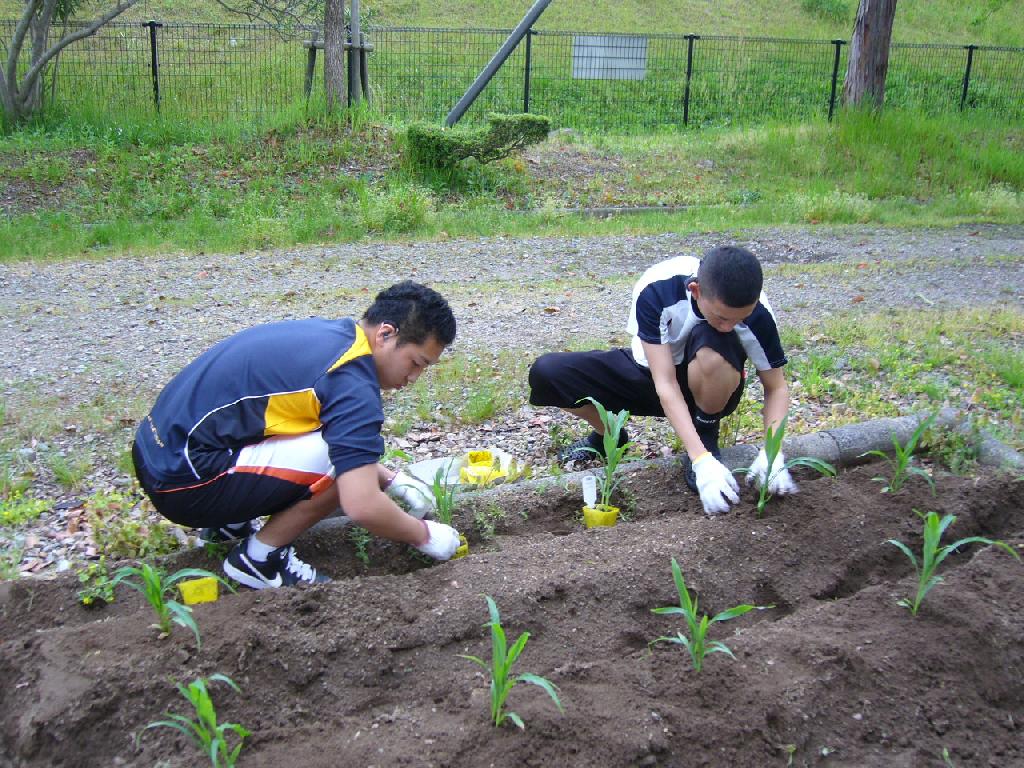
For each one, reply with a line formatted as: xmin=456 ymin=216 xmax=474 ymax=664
xmin=4 ymin=0 xmax=1020 ymax=45
xmin=2 ymin=109 xmax=1022 ymax=262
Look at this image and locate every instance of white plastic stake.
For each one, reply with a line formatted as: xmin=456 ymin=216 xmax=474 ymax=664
xmin=582 ymin=475 xmax=597 ymax=508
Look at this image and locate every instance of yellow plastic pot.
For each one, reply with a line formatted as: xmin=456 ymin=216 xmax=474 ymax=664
xmin=582 ymin=504 xmax=619 ymax=528
xmin=453 ymin=534 xmax=469 ymax=560
xmin=459 ymin=449 xmax=508 ymax=486
xmin=178 ymin=577 xmax=219 ymax=605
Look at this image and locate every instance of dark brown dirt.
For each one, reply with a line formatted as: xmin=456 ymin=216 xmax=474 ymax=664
xmin=2 ymin=462 xmax=1023 ymax=768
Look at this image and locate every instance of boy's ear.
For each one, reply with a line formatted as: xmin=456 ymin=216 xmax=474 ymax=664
xmin=688 ymin=280 xmax=701 ymax=300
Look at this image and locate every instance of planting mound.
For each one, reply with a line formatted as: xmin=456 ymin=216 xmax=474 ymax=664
xmin=1 ymin=463 xmax=1022 ymax=768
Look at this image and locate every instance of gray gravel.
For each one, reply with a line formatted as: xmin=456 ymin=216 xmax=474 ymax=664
xmin=3 ymin=223 xmax=1024 ymax=575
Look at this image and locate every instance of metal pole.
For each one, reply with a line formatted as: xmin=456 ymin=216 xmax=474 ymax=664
xmin=960 ymin=44 xmax=976 ymax=112
xmin=523 ymin=28 xmax=533 ymax=114
xmin=350 ymin=0 xmax=363 ymax=104
xmin=144 ymin=20 xmax=163 ymax=112
xmin=683 ymin=34 xmax=698 ymax=127
xmin=446 ymin=0 xmax=553 ymax=127
xmin=360 ymin=32 xmax=370 ymax=101
xmin=304 ymin=32 xmax=319 ymax=100
xmin=828 ymin=39 xmax=844 ymax=122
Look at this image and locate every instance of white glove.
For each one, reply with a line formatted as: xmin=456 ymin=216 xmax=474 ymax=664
xmin=693 ymin=453 xmax=740 ymax=515
xmin=387 ymin=471 xmax=436 ymax=519
xmin=746 ymin=448 xmax=799 ymax=496
xmin=416 ymin=520 xmax=461 ymax=561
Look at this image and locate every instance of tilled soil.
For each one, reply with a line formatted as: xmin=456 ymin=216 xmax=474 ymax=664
xmin=2 ymin=462 xmax=1022 ymax=768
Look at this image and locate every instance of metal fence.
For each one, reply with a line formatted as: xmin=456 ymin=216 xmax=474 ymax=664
xmin=3 ymin=19 xmax=1023 ymax=129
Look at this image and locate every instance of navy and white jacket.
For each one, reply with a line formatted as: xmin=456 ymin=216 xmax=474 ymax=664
xmin=626 ymin=255 xmax=787 ymax=371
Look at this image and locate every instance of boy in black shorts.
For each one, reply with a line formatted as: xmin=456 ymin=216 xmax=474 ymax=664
xmin=529 ymin=245 xmax=796 ymax=515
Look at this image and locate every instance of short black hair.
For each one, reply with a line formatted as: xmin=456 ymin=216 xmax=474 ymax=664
xmin=363 ymin=281 xmax=456 ymax=347
xmin=696 ymin=246 xmax=763 ymax=308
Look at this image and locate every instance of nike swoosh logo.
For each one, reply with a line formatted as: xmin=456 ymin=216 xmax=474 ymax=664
xmin=241 ymin=553 xmax=283 ymax=588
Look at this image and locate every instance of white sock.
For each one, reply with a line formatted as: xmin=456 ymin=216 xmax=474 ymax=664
xmin=246 ymin=535 xmax=277 ymax=562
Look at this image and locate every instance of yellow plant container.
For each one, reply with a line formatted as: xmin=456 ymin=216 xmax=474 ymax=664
xmin=178 ymin=577 xmax=219 ymax=605
xmin=582 ymin=504 xmax=619 ymax=528
xmin=459 ymin=450 xmax=508 ymax=486
xmin=453 ymin=534 xmax=470 ymax=560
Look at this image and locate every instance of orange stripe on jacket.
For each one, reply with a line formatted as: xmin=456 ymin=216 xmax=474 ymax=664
xmin=231 ymin=464 xmax=333 ymax=493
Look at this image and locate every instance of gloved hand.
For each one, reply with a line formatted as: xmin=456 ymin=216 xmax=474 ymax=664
xmin=387 ymin=470 xmax=436 ymax=519
xmin=746 ymin=448 xmax=799 ymax=496
xmin=693 ymin=453 xmax=740 ymax=515
xmin=416 ymin=519 xmax=461 ymax=560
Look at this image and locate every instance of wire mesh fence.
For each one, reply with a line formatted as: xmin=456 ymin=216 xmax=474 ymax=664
xmin=3 ymin=19 xmax=1022 ymax=129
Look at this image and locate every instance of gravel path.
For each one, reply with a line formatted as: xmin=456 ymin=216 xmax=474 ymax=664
xmin=3 ymin=223 xmax=1024 ymax=574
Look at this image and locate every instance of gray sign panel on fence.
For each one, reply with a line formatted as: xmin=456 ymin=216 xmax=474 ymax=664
xmin=572 ymin=35 xmax=648 ymax=80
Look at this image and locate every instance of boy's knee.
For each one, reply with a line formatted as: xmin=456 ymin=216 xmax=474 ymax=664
xmin=687 ymin=348 xmax=740 ymax=414
xmin=528 ymin=353 xmax=562 ymax=405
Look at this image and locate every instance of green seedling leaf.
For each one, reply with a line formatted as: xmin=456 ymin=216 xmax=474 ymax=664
xmin=888 ymin=509 xmax=1021 ymax=615
xmin=141 ymin=675 xmax=250 ymax=767
xmin=650 ymin=558 xmax=770 ymax=671
xmin=736 ymin=417 xmax=836 ymax=517
xmin=577 ymin=397 xmax=633 ymax=508
xmin=863 ymin=413 xmax=936 ymax=494
xmin=458 ymin=595 xmax=564 ymax=728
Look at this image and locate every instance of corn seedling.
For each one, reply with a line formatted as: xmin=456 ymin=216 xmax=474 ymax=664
xmin=430 ymin=462 xmax=459 ymax=526
xmin=737 ymin=417 xmax=836 ymax=517
xmin=579 ymin=396 xmax=632 ymax=508
xmin=139 ymin=674 xmax=250 ymax=768
xmin=111 ymin=563 xmax=233 ymax=648
xmin=458 ymin=595 xmax=564 ymax=729
xmin=887 ymin=510 xmax=1020 ymax=616
xmin=651 ymin=558 xmax=770 ymax=672
xmin=863 ymin=413 xmax=936 ymax=493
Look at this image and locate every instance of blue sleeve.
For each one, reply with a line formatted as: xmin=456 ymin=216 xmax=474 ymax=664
xmin=316 ymin=359 xmax=385 ymax=475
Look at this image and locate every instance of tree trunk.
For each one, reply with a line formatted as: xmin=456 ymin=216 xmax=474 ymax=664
xmin=323 ymin=0 xmax=345 ymax=111
xmin=842 ymin=0 xmax=897 ymax=108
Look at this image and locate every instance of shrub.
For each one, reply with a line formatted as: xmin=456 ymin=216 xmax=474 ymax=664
xmin=407 ymin=113 xmax=550 ymax=169
xmin=86 ymin=490 xmax=182 ymax=559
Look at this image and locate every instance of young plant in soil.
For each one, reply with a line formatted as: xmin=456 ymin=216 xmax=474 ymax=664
xmin=458 ymin=595 xmax=564 ymax=729
xmin=737 ymin=417 xmax=836 ymax=517
xmin=111 ymin=563 xmax=232 ymax=648
xmin=579 ymin=396 xmax=633 ymax=509
xmin=650 ymin=558 xmax=770 ymax=672
xmin=139 ymin=674 xmax=250 ymax=768
xmin=348 ymin=525 xmax=373 ymax=566
xmin=863 ymin=412 xmax=936 ymax=493
xmin=430 ymin=462 xmax=459 ymax=526
xmin=887 ymin=509 xmax=1020 ymax=616
xmin=76 ymin=556 xmax=116 ymax=607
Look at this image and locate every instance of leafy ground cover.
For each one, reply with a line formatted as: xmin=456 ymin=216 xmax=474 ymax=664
xmin=2 ymin=111 xmax=1022 ymax=260
xmin=1 ymin=461 xmax=1021 ymax=766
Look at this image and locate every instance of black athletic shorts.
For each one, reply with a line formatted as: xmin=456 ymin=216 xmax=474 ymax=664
xmin=528 ymin=323 xmax=746 ymax=420
xmin=132 ymin=432 xmax=336 ymax=529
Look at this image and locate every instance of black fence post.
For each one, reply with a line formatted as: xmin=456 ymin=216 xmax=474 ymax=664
xmin=523 ymin=28 xmax=534 ymax=113
xmin=143 ymin=20 xmax=163 ymax=112
xmin=960 ymin=44 xmax=977 ymax=111
xmin=683 ymin=34 xmax=698 ymax=126
xmin=304 ymin=32 xmax=319 ymax=100
xmin=360 ymin=32 xmax=370 ymax=102
xmin=828 ymin=39 xmax=844 ymax=122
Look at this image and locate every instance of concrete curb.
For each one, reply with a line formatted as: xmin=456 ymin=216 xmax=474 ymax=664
xmin=315 ymin=409 xmax=1020 ymax=533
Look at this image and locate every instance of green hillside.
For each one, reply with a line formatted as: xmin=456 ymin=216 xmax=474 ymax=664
xmin=2 ymin=0 xmax=1022 ymax=47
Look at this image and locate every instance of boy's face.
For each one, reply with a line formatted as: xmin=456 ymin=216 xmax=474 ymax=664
xmin=689 ymin=281 xmax=756 ymax=333
xmin=372 ymin=324 xmax=446 ymax=390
